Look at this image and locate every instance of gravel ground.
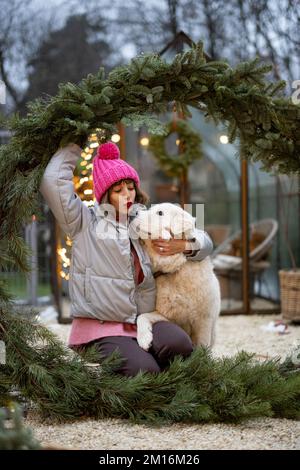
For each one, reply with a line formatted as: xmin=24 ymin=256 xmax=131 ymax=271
xmin=25 ymin=314 xmax=300 ymax=450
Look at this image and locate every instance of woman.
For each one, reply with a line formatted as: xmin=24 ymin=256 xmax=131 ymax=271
xmin=39 ymin=141 xmax=213 ymax=376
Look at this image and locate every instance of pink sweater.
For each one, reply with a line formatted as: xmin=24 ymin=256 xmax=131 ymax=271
xmin=68 ymin=241 xmax=143 ymax=347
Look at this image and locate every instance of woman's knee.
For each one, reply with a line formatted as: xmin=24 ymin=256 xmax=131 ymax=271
xmin=164 ymin=333 xmax=194 ymax=358
xmin=98 ymin=337 xmax=161 ymax=377
xmin=84 ymin=336 xmax=161 ymax=377
xmin=124 ymin=357 xmax=161 ymax=377
xmin=152 ymin=321 xmax=194 ymax=361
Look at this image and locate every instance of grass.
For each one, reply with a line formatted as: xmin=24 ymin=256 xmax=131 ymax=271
xmin=0 ymin=273 xmax=51 ymax=300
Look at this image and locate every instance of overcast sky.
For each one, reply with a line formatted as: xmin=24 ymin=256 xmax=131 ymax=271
xmin=29 ymin=0 xmax=140 ymax=59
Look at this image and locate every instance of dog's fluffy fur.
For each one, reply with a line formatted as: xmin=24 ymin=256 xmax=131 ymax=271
xmin=130 ymin=203 xmax=221 ymax=351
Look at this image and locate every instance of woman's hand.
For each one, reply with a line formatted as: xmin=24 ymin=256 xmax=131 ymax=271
xmin=151 ymin=237 xmax=192 ymax=256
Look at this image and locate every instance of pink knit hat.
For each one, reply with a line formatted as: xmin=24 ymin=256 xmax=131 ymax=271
xmin=92 ymin=142 xmax=140 ymax=203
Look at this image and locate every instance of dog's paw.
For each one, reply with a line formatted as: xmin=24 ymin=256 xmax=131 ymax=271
xmin=137 ymin=326 xmax=153 ymax=351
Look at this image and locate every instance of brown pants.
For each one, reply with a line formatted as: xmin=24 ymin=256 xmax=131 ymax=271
xmin=81 ymin=321 xmax=194 ymax=377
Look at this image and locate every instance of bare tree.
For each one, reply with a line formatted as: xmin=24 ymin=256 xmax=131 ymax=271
xmin=79 ymin=0 xmax=185 ymax=54
xmin=22 ymin=13 xmax=112 ymax=114
xmin=0 ymin=0 xmax=78 ymax=112
xmin=81 ymin=0 xmax=300 ymax=86
xmin=0 ymin=1 xmax=44 ymax=110
xmin=2 ymin=0 xmax=299 ymax=113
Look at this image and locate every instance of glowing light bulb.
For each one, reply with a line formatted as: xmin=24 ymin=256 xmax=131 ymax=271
xmin=220 ymin=135 xmax=228 ymax=144
xmin=111 ymin=134 xmax=120 ymax=143
xmin=140 ymin=137 xmax=149 ymax=146
xmin=80 ymin=177 xmax=89 ymax=184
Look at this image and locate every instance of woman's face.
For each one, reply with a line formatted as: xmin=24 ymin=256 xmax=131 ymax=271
xmin=108 ymin=179 xmax=136 ymax=216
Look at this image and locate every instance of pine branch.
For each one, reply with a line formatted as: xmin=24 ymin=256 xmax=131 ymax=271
xmin=0 ymin=404 xmax=41 ymax=450
xmin=0 ymin=303 xmax=300 ymax=424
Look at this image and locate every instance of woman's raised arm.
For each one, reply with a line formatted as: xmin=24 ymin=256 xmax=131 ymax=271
xmin=39 ymin=143 xmax=92 ymax=239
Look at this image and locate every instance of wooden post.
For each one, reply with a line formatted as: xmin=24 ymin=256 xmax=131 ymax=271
xmin=179 ymin=169 xmax=190 ymax=208
xmin=241 ymin=158 xmax=250 ymax=314
xmin=25 ymin=215 xmax=38 ymax=306
xmin=49 ymin=213 xmax=62 ymax=321
xmin=177 ymin=108 xmax=190 ymax=208
xmin=117 ymin=122 xmax=126 ymax=160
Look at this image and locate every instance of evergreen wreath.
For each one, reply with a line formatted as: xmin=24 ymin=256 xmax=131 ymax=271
xmin=148 ymin=119 xmax=203 ymax=177
xmin=1 ymin=41 xmax=300 ymax=272
xmin=1 ymin=41 xmax=300 ymax=424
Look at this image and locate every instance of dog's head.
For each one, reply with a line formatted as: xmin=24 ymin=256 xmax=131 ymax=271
xmin=130 ymin=202 xmax=196 ymax=240
xmin=129 ymin=203 xmax=196 ymax=273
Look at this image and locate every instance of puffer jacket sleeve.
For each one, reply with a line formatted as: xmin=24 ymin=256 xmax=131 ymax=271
xmin=39 ymin=143 xmax=92 ymax=239
xmin=184 ymin=228 xmax=214 ymax=261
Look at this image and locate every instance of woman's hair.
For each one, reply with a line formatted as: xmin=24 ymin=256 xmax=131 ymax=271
xmin=107 ymin=179 xmax=150 ymax=206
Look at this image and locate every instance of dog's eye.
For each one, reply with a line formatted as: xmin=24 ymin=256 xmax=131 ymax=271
xmin=157 ymin=211 xmax=163 ymax=216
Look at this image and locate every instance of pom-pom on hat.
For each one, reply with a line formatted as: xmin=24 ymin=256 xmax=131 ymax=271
xmin=92 ymin=142 xmax=140 ymax=203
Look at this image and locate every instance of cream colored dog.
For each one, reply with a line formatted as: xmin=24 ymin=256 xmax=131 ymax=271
xmin=129 ymin=203 xmax=221 ymax=351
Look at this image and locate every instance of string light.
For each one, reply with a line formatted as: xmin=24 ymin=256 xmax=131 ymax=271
xmin=57 ymin=248 xmax=70 ymax=267
xmin=220 ymin=135 xmax=228 ymax=144
xmin=66 ymin=237 xmax=72 ymax=246
xmin=140 ymin=137 xmax=149 ymax=146
xmin=79 ymin=177 xmax=89 ymax=184
xmin=60 ymin=271 xmax=69 ymax=280
xmin=111 ymin=134 xmax=120 ymax=143
xmin=59 ymin=129 xmax=123 ymax=281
